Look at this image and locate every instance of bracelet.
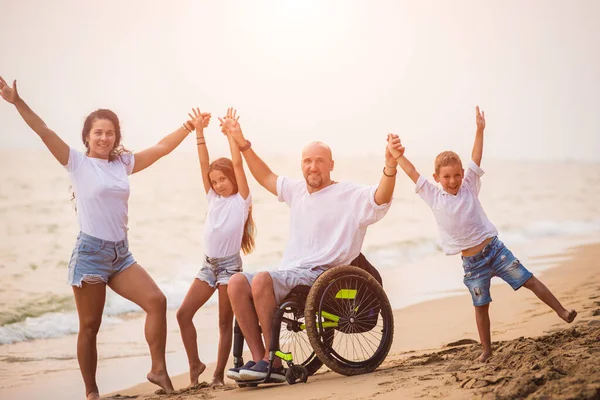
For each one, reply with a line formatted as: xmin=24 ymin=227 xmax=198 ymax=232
xmin=394 ymin=154 xmax=403 ymax=160
xmin=383 ymin=166 xmax=397 ymax=177
xmin=183 ymin=122 xmax=193 ymax=133
xmin=196 ymin=136 xmax=205 ymax=140
xmin=197 ymin=138 xmax=206 ymax=145
xmin=239 ymin=140 xmax=252 ymax=152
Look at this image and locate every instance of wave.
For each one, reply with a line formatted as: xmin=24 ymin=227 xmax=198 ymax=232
xmin=1 ymin=218 xmax=599 ymax=345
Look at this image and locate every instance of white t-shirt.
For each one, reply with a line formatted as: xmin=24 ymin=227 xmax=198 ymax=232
xmin=204 ymin=189 xmax=252 ymax=258
xmin=276 ymin=176 xmax=391 ymax=271
xmin=416 ymin=160 xmax=498 ymax=255
xmin=65 ymin=147 xmax=135 ymax=242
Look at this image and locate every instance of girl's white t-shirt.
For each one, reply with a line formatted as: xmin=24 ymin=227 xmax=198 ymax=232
xmin=65 ymin=147 xmax=135 ymax=242
xmin=416 ymin=160 xmax=498 ymax=255
xmin=204 ymin=189 xmax=252 ymax=258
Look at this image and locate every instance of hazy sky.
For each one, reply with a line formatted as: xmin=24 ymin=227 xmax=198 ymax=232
xmin=1 ymin=0 xmax=599 ymax=161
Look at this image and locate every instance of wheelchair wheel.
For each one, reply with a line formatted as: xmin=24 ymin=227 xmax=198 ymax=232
xmin=280 ymin=305 xmax=324 ymax=376
xmin=305 ymin=266 xmax=394 ymax=376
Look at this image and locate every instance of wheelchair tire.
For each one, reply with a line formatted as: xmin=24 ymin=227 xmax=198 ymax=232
xmin=280 ymin=306 xmax=324 ymax=376
xmin=304 ymin=266 xmax=394 ymax=376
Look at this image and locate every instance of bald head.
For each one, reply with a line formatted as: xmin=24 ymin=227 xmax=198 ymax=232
xmin=301 ymin=141 xmax=333 ymax=162
xmin=301 ymin=141 xmax=334 ymax=192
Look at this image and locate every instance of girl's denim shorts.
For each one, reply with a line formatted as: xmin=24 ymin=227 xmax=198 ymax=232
xmin=197 ymin=253 xmax=243 ymax=288
xmin=67 ymin=231 xmax=136 ymax=287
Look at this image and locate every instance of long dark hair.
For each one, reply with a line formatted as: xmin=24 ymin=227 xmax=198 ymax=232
xmin=71 ymin=109 xmax=132 ymax=206
xmin=81 ymin=109 xmax=131 ymax=161
xmin=208 ymin=157 xmax=256 ymax=255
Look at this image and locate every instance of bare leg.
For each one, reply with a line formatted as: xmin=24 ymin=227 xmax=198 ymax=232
xmin=108 ymin=264 xmax=174 ymax=394
xmin=72 ymin=282 xmax=106 ymax=400
xmin=251 ymin=272 xmax=279 ymax=366
xmin=211 ymin=285 xmax=234 ymax=387
xmin=176 ymin=279 xmax=215 ymax=386
xmin=522 ymin=276 xmax=577 ymax=323
xmin=474 ymin=304 xmax=492 ymax=362
xmin=227 ymin=273 xmax=265 ymax=361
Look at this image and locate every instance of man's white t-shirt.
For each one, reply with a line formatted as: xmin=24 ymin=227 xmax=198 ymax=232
xmin=416 ymin=160 xmax=498 ymax=255
xmin=65 ymin=147 xmax=135 ymax=242
xmin=276 ymin=176 xmax=391 ymax=271
xmin=204 ymin=189 xmax=252 ymax=258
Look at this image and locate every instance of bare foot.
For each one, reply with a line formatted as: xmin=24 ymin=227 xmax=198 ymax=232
xmin=477 ymin=350 xmax=492 ymax=363
xmin=147 ymin=370 xmax=174 ymax=394
xmin=561 ymin=309 xmax=577 ymax=323
xmin=211 ymin=376 xmax=225 ymax=388
xmin=189 ymin=362 xmax=207 ymax=387
xmin=86 ymin=392 xmax=100 ymax=400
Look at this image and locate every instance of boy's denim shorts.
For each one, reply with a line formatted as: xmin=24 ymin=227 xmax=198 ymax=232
xmin=197 ymin=253 xmax=243 ymax=287
xmin=462 ymin=236 xmax=533 ymax=306
xmin=68 ymin=231 xmax=136 ymax=287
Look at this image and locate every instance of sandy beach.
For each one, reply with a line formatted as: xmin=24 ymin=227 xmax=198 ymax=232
xmin=101 ymin=241 xmax=600 ymax=400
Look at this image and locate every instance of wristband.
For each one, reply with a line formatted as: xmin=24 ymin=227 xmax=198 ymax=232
xmin=383 ymin=166 xmax=397 ymax=177
xmin=239 ymin=140 xmax=252 ymax=152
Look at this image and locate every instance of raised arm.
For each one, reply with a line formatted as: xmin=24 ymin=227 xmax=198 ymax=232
xmin=190 ymin=108 xmax=212 ymax=193
xmin=220 ymin=108 xmax=278 ymax=196
xmin=388 ymin=135 xmax=420 ymax=184
xmin=0 ymin=77 xmax=69 ymax=165
xmin=374 ymin=134 xmax=399 ymax=205
xmin=132 ymin=113 xmax=199 ymax=174
xmin=471 ymin=106 xmax=486 ymax=166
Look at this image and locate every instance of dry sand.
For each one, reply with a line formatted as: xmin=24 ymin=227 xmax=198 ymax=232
xmin=106 ymin=242 xmax=600 ymax=400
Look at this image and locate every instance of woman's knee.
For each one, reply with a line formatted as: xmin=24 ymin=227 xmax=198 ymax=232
xmin=146 ymin=290 xmax=167 ymax=313
xmin=79 ymin=316 xmax=102 ymax=336
xmin=176 ymin=306 xmax=193 ymax=324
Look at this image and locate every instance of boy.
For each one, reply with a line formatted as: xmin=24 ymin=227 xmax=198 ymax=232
xmin=388 ymin=106 xmax=577 ymax=362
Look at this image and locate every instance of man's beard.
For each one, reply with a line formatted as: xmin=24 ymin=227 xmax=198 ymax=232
xmin=306 ymin=173 xmax=323 ymax=188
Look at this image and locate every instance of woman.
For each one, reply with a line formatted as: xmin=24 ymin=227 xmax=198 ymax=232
xmin=0 ymin=76 xmax=196 ymax=400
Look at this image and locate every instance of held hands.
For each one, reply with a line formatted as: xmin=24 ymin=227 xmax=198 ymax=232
xmin=218 ymin=107 xmax=244 ymax=146
xmin=386 ymin=133 xmax=405 ymax=164
xmin=0 ymin=76 xmax=20 ymax=104
xmin=476 ymin=105 xmax=485 ymax=132
xmin=188 ymin=108 xmax=211 ymax=132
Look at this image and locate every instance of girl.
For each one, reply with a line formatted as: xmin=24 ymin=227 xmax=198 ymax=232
xmin=176 ymin=107 xmax=255 ymax=387
xmin=0 ymin=76 xmax=196 ymax=400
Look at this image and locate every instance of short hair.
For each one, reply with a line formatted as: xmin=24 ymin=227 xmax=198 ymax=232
xmin=434 ymin=151 xmax=462 ymax=174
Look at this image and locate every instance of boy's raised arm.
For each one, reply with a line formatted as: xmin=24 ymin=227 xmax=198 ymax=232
xmin=471 ymin=106 xmax=486 ymax=167
xmin=387 ymin=135 xmax=420 ymax=184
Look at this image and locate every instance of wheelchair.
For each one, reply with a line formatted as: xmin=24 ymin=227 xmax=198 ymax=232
xmin=231 ymin=253 xmax=394 ymax=386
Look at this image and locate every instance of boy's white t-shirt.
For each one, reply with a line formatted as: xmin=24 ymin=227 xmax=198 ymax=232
xmin=65 ymin=147 xmax=135 ymax=242
xmin=204 ymin=189 xmax=252 ymax=258
xmin=276 ymin=176 xmax=391 ymax=271
xmin=416 ymin=160 xmax=498 ymax=255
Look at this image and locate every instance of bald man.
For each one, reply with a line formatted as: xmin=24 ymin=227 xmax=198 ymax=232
xmin=219 ymin=112 xmax=400 ymax=382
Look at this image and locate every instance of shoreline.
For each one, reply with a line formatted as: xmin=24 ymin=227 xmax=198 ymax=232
xmin=107 ymin=240 xmax=600 ymax=400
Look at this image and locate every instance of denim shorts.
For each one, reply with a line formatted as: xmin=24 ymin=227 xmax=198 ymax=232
xmin=197 ymin=253 xmax=243 ymax=287
xmin=68 ymin=232 xmax=136 ymax=287
xmin=462 ymin=236 xmax=533 ymax=306
xmin=242 ymin=266 xmax=327 ymax=304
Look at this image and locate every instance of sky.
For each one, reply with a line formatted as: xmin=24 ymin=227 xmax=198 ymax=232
xmin=1 ymin=0 xmax=599 ymax=161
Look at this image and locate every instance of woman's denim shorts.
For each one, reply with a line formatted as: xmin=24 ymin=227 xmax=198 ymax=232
xmin=462 ymin=236 xmax=533 ymax=306
xmin=196 ymin=253 xmax=243 ymax=288
xmin=67 ymin=231 xmax=136 ymax=287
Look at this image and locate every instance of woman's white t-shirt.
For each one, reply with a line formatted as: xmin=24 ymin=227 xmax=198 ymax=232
xmin=64 ymin=147 xmax=135 ymax=242
xmin=204 ymin=189 xmax=252 ymax=258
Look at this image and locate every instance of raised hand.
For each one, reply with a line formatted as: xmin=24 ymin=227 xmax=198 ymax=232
xmin=218 ymin=107 xmax=244 ymax=146
xmin=387 ymin=133 xmax=405 ymax=161
xmin=0 ymin=76 xmax=20 ymax=104
xmin=476 ymin=106 xmax=485 ymax=131
xmin=188 ymin=107 xmax=211 ymax=131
